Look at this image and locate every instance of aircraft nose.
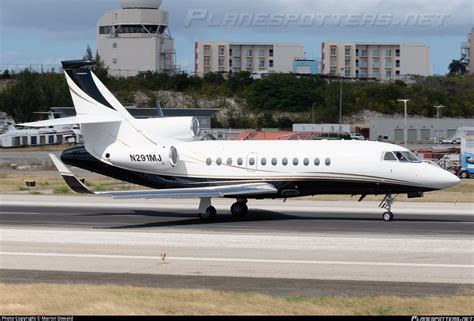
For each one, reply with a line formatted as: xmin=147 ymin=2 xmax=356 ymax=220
xmin=430 ymin=168 xmax=460 ymax=190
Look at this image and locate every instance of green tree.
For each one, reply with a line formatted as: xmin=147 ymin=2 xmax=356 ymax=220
xmin=448 ymin=58 xmax=468 ymax=76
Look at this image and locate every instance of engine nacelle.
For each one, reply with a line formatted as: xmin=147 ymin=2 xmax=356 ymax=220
xmin=103 ymin=144 xmax=179 ymax=171
xmin=136 ymin=117 xmax=200 ymax=141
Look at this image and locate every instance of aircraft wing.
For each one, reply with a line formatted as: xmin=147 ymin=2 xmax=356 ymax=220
xmin=49 ymin=154 xmax=278 ymax=199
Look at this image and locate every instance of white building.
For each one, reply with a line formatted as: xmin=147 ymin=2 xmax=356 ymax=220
xmin=194 ymin=42 xmax=304 ymax=76
xmin=461 ymin=27 xmax=473 ymax=74
xmin=321 ymin=42 xmax=430 ymax=81
xmin=96 ymin=0 xmax=176 ymax=77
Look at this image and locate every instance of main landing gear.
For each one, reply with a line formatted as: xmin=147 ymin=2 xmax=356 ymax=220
xmin=379 ymin=194 xmax=397 ymax=222
xmin=198 ymin=198 xmax=249 ymax=221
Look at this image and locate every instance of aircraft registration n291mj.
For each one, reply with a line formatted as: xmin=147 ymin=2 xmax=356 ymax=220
xmin=21 ymin=60 xmax=460 ymax=222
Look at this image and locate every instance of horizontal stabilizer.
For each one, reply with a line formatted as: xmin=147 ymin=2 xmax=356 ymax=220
xmin=19 ymin=115 xmax=121 ymax=128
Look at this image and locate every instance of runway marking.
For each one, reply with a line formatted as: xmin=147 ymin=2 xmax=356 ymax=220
xmin=1 ymin=252 xmax=473 ymax=269
xmin=0 ymin=212 xmax=41 ymax=215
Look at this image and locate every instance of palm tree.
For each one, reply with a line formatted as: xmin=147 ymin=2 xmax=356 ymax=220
xmin=448 ymin=57 xmax=468 ymax=75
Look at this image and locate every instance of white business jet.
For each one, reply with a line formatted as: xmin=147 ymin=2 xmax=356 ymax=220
xmin=21 ymin=61 xmax=460 ymax=222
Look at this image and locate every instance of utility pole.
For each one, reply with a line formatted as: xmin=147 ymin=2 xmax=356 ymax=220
xmin=339 ymin=68 xmax=345 ymax=135
xmin=397 ymin=99 xmax=410 ymax=148
xmin=434 ymin=105 xmax=445 ymax=143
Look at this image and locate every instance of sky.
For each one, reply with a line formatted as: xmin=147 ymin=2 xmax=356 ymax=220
xmin=0 ymin=0 xmax=473 ymax=75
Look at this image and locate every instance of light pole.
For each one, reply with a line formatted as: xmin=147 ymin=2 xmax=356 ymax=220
xmin=397 ymin=99 xmax=410 ymax=148
xmin=339 ymin=68 xmax=345 ymax=135
xmin=433 ymin=105 xmax=445 ymax=143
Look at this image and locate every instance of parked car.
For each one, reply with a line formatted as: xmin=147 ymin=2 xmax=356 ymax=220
xmin=350 ymin=133 xmax=365 ymax=140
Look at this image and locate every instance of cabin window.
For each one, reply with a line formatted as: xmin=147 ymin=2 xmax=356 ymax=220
xmin=325 ymin=158 xmax=331 ymax=166
xmin=314 ymin=158 xmax=320 ymax=166
xmin=237 ymin=158 xmax=243 ymax=166
xmin=261 ymin=158 xmax=267 ymax=166
xmin=383 ymin=152 xmax=397 ymax=161
xmin=249 ymin=158 xmax=255 ymax=166
xmin=293 ymin=158 xmax=299 ymax=166
xmin=227 ymin=158 xmax=233 ymax=165
xmin=216 ymin=158 xmax=222 ymax=166
xmin=206 ymin=158 xmax=212 ymax=165
xmin=282 ymin=158 xmax=288 ymax=166
xmin=303 ymin=158 xmax=309 ymax=166
xmin=272 ymin=158 xmax=278 ymax=166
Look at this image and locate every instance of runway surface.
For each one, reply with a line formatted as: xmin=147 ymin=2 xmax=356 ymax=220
xmin=1 ymin=195 xmax=473 ymax=296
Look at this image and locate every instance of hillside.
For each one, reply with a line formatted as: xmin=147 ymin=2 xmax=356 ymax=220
xmin=0 ymin=71 xmax=473 ymax=129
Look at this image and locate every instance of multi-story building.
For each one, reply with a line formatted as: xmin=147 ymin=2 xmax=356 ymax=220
xmin=96 ymin=0 xmax=176 ymax=77
xmin=321 ymin=42 xmax=430 ymax=80
xmin=194 ymin=42 xmax=304 ymax=76
xmin=461 ymin=27 xmax=473 ymax=74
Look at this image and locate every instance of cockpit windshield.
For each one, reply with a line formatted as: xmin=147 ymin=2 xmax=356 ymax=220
xmin=383 ymin=151 xmax=421 ymax=163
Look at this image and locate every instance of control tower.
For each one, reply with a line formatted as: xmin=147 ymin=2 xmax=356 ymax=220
xmin=96 ymin=0 xmax=176 ymax=77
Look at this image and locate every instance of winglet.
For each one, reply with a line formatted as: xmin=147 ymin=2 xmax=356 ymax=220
xmin=49 ymin=154 xmax=95 ymax=195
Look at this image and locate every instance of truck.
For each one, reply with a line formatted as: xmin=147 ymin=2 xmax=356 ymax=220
xmin=457 ymin=153 xmax=474 ymax=179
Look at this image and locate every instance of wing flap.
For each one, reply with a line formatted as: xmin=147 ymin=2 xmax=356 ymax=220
xmin=49 ymin=154 xmax=278 ymax=199
xmin=106 ymin=183 xmax=278 ymax=200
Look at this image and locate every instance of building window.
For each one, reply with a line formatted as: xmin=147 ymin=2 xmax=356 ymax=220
xmin=113 ymin=43 xmax=117 ymax=49
xmin=386 ymin=70 xmax=392 ymax=78
xmin=385 ymin=49 xmax=392 ymax=57
xmin=246 ymin=59 xmax=253 ymax=68
xmin=356 ymin=49 xmax=359 ymax=57
xmin=246 ymin=49 xmax=253 ymax=57
xmin=259 ymin=49 xmax=265 ymax=57
xmin=372 ymin=49 xmax=379 ymax=57
xmin=345 ymin=58 xmax=351 ymax=66
xmin=204 ymin=46 xmax=211 ymax=56
xmin=269 ymin=49 xmax=274 ymax=57
xmin=219 ymin=57 xmax=225 ymax=67
xmin=261 ymin=158 xmax=267 ymax=166
xmin=204 ymin=57 xmax=210 ymax=66
xmin=345 ymin=46 xmax=351 ymax=56
xmin=271 ymin=158 xmax=277 ymax=166
xmin=330 ymin=67 xmax=336 ymax=76
xmin=330 ymin=46 xmax=337 ymax=56
xmin=259 ymin=59 xmax=265 ymax=69
xmin=325 ymin=158 xmax=331 ymax=166
xmin=282 ymin=158 xmax=288 ymax=166
xmin=345 ymin=69 xmax=351 ymax=78
xmin=314 ymin=158 xmax=320 ymax=166
xmin=372 ymin=58 xmax=379 ymax=68
xmin=385 ymin=60 xmax=393 ymax=68
xmin=99 ymin=26 xmax=113 ymax=34
xmin=269 ymin=60 xmax=274 ymax=68
xmin=206 ymin=158 xmax=212 ymax=166
xmin=229 ymin=59 xmax=233 ymax=68
xmin=396 ymin=60 xmax=400 ymax=68
xmin=218 ymin=46 xmax=225 ymax=56
xmin=112 ymin=58 xmax=117 ymax=64
xmin=330 ymin=57 xmax=337 ymax=66
xmin=361 ymin=49 xmax=368 ymax=57
xmin=204 ymin=67 xmax=211 ymax=74
xmin=396 ymin=70 xmax=400 ymax=77
xmin=396 ymin=49 xmax=400 ymax=57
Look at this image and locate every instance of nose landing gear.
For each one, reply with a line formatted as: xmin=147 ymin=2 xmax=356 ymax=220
xmin=379 ymin=194 xmax=397 ymax=222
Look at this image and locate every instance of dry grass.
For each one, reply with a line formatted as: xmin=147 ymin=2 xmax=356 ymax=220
xmin=0 ymin=172 xmax=472 ymax=203
xmin=0 ymin=284 xmax=472 ymax=316
xmin=0 ymin=173 xmax=142 ymax=194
